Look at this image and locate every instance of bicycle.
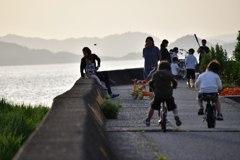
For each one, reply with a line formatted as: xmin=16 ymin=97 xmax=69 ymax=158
xmin=177 ymin=59 xmax=186 ymax=80
xmin=202 ymin=94 xmax=217 ymax=128
xmin=178 ymin=49 xmax=188 ymax=80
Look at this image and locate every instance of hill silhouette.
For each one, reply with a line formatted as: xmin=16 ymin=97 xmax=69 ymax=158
xmin=0 ymin=41 xmax=143 ymax=66
xmin=0 ymin=32 xmax=161 ymax=58
xmin=0 ymin=42 xmax=80 ymax=66
xmin=0 ymin=32 xmax=237 ymax=66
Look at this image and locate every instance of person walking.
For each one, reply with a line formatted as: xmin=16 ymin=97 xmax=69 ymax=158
xmin=197 ymin=39 xmax=210 ymax=65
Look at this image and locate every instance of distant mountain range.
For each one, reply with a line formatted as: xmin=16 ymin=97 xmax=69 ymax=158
xmin=0 ymin=32 xmax=237 ymax=66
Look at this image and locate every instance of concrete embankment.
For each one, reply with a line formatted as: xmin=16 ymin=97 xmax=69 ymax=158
xmin=13 ymin=78 xmax=116 ymax=160
xmin=13 ymin=67 xmax=144 ymax=160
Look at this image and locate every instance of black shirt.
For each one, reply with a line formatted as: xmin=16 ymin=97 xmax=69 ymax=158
xmin=80 ymin=54 xmax=101 ymax=77
xmin=161 ymin=48 xmax=171 ymax=63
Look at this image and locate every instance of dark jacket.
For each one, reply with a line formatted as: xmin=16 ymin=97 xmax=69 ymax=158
xmin=161 ymin=48 xmax=171 ymax=63
xmin=149 ymin=69 xmax=177 ymax=99
xmin=80 ymin=54 xmax=100 ymax=77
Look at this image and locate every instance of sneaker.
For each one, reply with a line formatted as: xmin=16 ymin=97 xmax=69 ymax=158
xmin=216 ymin=113 xmax=224 ymax=121
xmin=187 ymin=85 xmax=191 ymax=88
xmin=109 ymin=79 xmax=116 ymax=85
xmin=192 ymin=85 xmax=195 ymax=88
xmin=111 ymin=93 xmax=119 ymax=98
xmin=100 ymin=86 xmax=108 ymax=90
xmin=198 ymin=108 xmax=204 ymax=115
xmin=174 ymin=116 xmax=182 ymax=126
xmin=143 ymin=119 xmax=150 ymax=126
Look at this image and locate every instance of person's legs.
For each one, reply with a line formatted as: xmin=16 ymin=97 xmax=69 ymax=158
xmin=187 ymin=79 xmax=191 ymax=87
xmin=166 ymin=97 xmax=181 ymax=126
xmin=146 ymin=107 xmax=154 ymax=121
xmin=191 ymin=70 xmax=196 ymax=87
xmin=197 ymin=93 xmax=204 ymax=115
xmin=144 ymin=97 xmax=161 ymax=126
xmin=96 ymin=71 xmax=119 ymax=98
xmin=214 ymin=99 xmax=221 ymax=114
xmin=186 ymin=69 xmax=191 ymax=87
xmin=90 ymin=75 xmax=103 ymax=86
xmin=198 ymin=98 xmax=203 ymax=107
xmin=96 ymin=71 xmax=112 ymax=94
xmin=90 ymin=75 xmax=108 ymax=89
xmin=215 ymin=99 xmax=223 ymax=120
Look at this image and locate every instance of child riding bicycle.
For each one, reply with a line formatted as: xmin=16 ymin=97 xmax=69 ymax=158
xmin=143 ymin=61 xmax=182 ymax=126
xmin=195 ymin=60 xmax=223 ymax=120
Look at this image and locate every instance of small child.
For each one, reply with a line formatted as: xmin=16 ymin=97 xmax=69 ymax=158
xmin=195 ymin=60 xmax=223 ymax=120
xmin=143 ymin=61 xmax=182 ymax=126
xmin=172 ymin=47 xmax=179 ymax=58
xmin=171 ymin=57 xmax=180 ymax=80
xmin=85 ymin=56 xmax=108 ymax=90
xmin=185 ymin=48 xmax=198 ymax=88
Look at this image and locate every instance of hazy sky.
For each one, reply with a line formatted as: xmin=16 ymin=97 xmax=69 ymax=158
xmin=1 ymin=0 xmax=239 ymax=42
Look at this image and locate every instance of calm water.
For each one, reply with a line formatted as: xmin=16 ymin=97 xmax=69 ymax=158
xmin=0 ymin=59 xmax=144 ymax=107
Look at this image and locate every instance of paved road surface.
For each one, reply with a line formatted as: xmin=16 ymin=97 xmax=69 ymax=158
xmin=106 ymin=80 xmax=240 ymax=160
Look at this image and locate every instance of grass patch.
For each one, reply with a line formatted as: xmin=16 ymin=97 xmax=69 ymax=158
xmin=0 ymin=98 xmax=49 ymax=160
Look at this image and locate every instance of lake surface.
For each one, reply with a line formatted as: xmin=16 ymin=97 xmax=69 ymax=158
xmin=0 ymin=59 xmax=144 ymax=107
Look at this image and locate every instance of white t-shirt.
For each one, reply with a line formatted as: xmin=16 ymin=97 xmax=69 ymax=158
xmin=185 ymin=54 xmax=198 ymax=69
xmin=171 ymin=63 xmax=179 ymax=75
xmin=195 ymin=71 xmax=222 ymax=93
xmin=172 ymin=52 xmax=178 ymax=58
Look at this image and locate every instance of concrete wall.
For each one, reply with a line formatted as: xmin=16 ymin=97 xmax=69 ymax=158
xmin=108 ymin=67 xmax=144 ymax=85
xmin=13 ymin=78 xmax=117 ymax=160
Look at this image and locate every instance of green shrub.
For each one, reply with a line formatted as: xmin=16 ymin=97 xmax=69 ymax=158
xmin=199 ymin=44 xmax=228 ymax=77
xmin=100 ymin=99 xmax=120 ymax=119
xmin=222 ymin=83 xmax=235 ymax=89
xmin=224 ymin=60 xmax=240 ymax=85
xmin=233 ymin=31 xmax=240 ymax=61
xmin=199 ymin=31 xmax=240 ymax=86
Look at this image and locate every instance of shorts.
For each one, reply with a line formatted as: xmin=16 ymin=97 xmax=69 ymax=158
xmin=151 ymin=97 xmax=177 ymax=111
xmin=186 ymin=69 xmax=195 ymax=79
xmin=198 ymin=92 xmax=219 ymax=102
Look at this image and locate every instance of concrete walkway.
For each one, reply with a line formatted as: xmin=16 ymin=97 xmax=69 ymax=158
xmin=106 ymin=80 xmax=240 ymax=160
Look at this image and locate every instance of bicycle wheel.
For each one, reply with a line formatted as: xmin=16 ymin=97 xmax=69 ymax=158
xmin=161 ymin=112 xmax=167 ymax=132
xmin=206 ymin=106 xmax=216 ymax=128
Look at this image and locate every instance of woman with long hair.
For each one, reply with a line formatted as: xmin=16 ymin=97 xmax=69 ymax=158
xmin=142 ymin=36 xmax=161 ymax=79
xmin=160 ymin=39 xmax=171 ymax=63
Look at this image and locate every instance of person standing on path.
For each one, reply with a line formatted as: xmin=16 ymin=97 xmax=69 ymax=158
xmin=197 ymin=39 xmax=210 ymax=65
xmin=80 ymin=47 xmax=119 ymax=98
xmin=185 ymin=48 xmax=198 ymax=88
xmin=142 ymin=36 xmax=161 ymax=80
xmin=160 ymin=39 xmax=172 ymax=63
